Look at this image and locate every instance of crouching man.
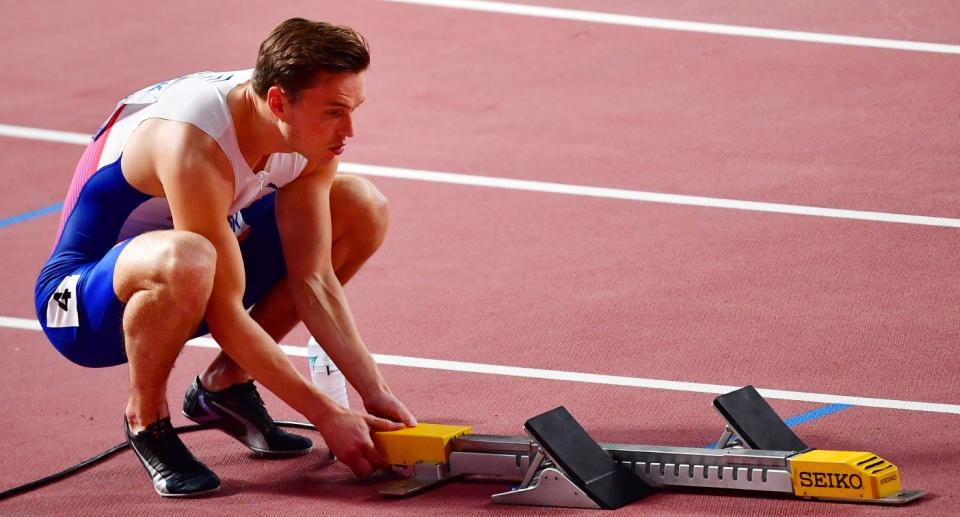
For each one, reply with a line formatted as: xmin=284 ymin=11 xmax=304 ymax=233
xmin=34 ymin=18 xmax=415 ymax=496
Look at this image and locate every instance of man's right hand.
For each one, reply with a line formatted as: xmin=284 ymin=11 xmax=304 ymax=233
xmin=313 ymin=407 xmax=404 ymax=477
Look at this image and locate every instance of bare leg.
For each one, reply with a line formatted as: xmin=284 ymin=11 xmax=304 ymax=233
xmin=325 ymin=174 xmax=391 ymax=285
xmin=200 ymin=175 xmax=389 ymax=391
xmin=116 ymin=231 xmax=216 ymax=432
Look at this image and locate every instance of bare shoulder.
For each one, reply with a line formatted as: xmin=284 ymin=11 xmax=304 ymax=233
xmin=121 ymin=119 xmax=233 ymax=196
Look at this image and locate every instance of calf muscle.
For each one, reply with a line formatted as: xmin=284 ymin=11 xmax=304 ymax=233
xmin=116 ymin=231 xmax=217 ymax=432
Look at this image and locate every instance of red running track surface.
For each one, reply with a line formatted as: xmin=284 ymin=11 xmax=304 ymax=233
xmin=1 ymin=0 xmax=958 ymax=515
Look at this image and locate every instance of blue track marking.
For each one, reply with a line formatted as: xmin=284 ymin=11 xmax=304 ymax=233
xmin=783 ymin=403 xmax=852 ymax=426
xmin=705 ymin=403 xmax=853 ymax=448
xmin=0 ymin=203 xmax=62 ymax=229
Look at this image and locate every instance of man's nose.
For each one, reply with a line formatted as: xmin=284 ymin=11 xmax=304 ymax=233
xmin=339 ymin=114 xmax=355 ymax=138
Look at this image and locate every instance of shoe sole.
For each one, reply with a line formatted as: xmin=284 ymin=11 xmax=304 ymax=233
xmin=155 ymin=485 xmax=222 ymax=498
xmin=249 ymin=446 xmax=314 ymax=458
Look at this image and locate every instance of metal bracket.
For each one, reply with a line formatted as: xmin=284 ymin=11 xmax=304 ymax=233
xmin=715 ymin=425 xmax=746 ymax=449
xmin=379 ymin=462 xmax=457 ymax=497
xmin=489 ymin=432 xmax=611 ymax=509
xmin=518 ymin=449 xmax=545 ymax=489
xmin=491 ymin=467 xmax=601 ymax=509
xmin=814 ymin=490 xmax=925 ymax=505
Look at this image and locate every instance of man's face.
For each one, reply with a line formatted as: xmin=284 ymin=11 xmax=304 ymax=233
xmin=278 ymin=72 xmax=365 ymax=163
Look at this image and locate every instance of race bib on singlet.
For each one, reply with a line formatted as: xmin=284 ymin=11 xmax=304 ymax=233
xmin=46 ymin=275 xmax=80 ymax=328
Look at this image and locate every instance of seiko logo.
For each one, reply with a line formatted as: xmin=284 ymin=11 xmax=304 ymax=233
xmin=798 ymin=472 xmax=863 ymax=490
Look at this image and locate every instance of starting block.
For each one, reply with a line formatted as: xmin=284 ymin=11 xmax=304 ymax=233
xmin=375 ymin=386 xmax=923 ymax=509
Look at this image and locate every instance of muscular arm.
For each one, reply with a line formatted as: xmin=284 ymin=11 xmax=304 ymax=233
xmin=133 ymin=121 xmax=401 ymax=477
xmin=277 ymin=161 xmax=401 ymax=408
xmin=151 ymin=124 xmax=338 ymax=424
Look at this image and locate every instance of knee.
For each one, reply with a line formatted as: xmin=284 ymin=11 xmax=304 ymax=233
xmin=155 ymin=231 xmax=217 ymax=298
xmin=333 ymin=176 xmax=390 ymax=252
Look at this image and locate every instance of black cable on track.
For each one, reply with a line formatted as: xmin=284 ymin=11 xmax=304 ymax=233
xmin=0 ymin=420 xmax=317 ymax=501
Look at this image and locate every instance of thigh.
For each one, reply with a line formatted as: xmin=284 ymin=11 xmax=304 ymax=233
xmin=37 ymin=240 xmax=133 ymax=368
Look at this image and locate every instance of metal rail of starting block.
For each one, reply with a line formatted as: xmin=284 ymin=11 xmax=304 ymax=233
xmin=375 ymin=386 xmax=924 ymax=510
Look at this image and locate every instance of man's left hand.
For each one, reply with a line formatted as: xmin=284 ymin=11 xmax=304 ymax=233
xmin=363 ymin=390 xmax=417 ymax=427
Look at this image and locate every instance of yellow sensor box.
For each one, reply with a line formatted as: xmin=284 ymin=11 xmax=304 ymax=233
xmin=789 ymin=450 xmax=901 ymax=501
xmin=373 ymin=423 xmax=472 ymax=466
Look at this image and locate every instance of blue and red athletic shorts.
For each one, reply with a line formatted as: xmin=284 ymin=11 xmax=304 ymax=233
xmin=34 ymin=118 xmax=286 ymax=368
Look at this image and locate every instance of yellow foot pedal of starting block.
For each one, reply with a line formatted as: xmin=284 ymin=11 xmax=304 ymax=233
xmin=789 ymin=450 xmax=917 ymax=503
xmin=373 ymin=424 xmax=472 ymax=466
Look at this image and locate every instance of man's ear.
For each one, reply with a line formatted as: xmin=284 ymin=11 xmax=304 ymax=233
xmin=266 ymin=86 xmax=287 ymax=119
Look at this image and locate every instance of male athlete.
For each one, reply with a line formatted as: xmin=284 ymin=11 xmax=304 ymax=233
xmin=33 ymin=18 xmax=416 ymax=497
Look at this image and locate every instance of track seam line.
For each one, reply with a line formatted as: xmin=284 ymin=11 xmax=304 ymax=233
xmin=2 ymin=316 xmax=957 ymax=414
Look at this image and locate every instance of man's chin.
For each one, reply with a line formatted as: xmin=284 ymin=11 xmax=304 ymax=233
xmin=306 ymin=152 xmax=338 ymax=167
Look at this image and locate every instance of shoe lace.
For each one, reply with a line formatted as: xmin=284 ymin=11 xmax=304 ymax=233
xmin=141 ymin=420 xmax=200 ymax=476
xmin=233 ymin=381 xmax=274 ymax=430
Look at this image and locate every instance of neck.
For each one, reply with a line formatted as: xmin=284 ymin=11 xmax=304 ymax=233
xmin=229 ymin=83 xmax=286 ymax=169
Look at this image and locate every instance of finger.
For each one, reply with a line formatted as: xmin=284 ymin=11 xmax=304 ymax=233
xmin=383 ymin=400 xmax=417 ymax=427
xmin=385 ymin=398 xmax=417 ymax=427
xmin=365 ymin=414 xmax=404 ymax=431
xmin=400 ymin=407 xmax=417 ymax=427
xmin=343 ymin=452 xmax=364 ymax=477
xmin=347 ymin=454 xmax=374 ymax=478
xmin=364 ymin=442 xmax=392 ymax=471
xmin=375 ymin=404 xmax=411 ymax=426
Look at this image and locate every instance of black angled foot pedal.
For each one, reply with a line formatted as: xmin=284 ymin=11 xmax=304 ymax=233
xmin=525 ymin=407 xmax=653 ymax=510
xmin=713 ymin=386 xmax=809 ymax=452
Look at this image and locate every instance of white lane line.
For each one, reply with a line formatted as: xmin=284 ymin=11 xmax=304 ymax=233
xmin=341 ymin=163 xmax=960 ymax=228
xmin=0 ymin=124 xmax=90 ymax=145
xmin=0 ymin=316 xmax=42 ymax=330
xmin=3 ymin=122 xmax=959 ymax=228
xmin=383 ymin=0 xmax=960 ymax=55
xmin=5 ymin=315 xmax=958 ymax=414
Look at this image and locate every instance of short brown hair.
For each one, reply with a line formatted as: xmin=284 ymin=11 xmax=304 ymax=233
xmin=252 ymin=18 xmax=370 ymax=101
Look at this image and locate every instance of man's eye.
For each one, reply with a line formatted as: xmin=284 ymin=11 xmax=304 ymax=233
xmin=328 ymin=110 xmax=341 ymax=117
